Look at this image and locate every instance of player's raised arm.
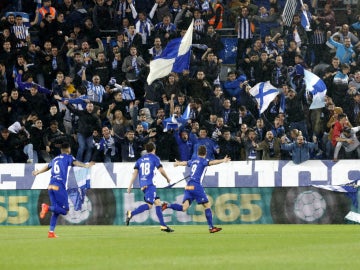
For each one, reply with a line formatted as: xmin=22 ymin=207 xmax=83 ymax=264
xmin=209 ymin=155 xmax=231 ymax=166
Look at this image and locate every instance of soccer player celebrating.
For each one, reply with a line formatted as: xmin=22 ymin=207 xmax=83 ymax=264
xmin=126 ymin=142 xmax=174 ymax=232
xmin=32 ymin=142 xmax=95 ymax=238
xmin=162 ymin=145 xmax=231 ymax=233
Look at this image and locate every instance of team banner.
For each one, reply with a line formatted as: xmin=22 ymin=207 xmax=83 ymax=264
xmin=1 ymin=160 xmax=359 ymax=225
xmin=0 ymin=187 xmax=355 ymax=225
xmin=1 ymin=160 xmax=360 ymax=190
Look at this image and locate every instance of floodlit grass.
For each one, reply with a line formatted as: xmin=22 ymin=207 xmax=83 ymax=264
xmin=0 ymin=225 xmax=359 ymax=270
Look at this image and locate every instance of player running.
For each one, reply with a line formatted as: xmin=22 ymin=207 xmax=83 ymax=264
xmin=32 ymin=142 xmax=95 ymax=238
xmin=126 ymin=142 xmax=174 ymax=232
xmin=162 ymin=145 xmax=230 ymax=233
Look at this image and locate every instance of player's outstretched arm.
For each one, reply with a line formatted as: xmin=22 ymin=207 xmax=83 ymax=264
xmin=174 ymin=159 xmax=187 ymax=167
xmin=127 ymin=169 xmax=139 ymax=193
xmin=209 ymin=155 xmax=231 ymax=166
xmin=73 ymin=161 xmax=95 ymax=168
xmin=32 ymin=164 xmax=50 ymax=176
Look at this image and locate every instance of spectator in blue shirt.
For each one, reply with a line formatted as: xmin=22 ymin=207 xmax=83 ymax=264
xmin=280 ymin=134 xmax=318 ymax=164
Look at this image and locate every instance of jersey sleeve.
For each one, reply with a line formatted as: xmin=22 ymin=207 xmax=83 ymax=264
xmin=204 ymin=159 xmax=210 ymax=167
xmin=155 ymin=156 xmax=162 ymax=169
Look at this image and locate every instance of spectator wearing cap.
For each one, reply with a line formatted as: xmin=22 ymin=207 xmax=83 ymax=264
xmin=333 ymin=126 xmax=360 ymax=161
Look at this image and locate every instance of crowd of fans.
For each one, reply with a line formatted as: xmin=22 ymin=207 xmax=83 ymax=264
xmin=0 ymin=0 xmax=360 ymax=165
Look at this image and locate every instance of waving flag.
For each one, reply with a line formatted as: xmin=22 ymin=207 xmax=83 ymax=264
xmin=304 ymin=69 xmax=327 ymax=109
xmin=147 ymin=21 xmax=194 ymax=85
xmin=249 ymin=81 xmax=279 ymax=115
xmin=67 ymin=167 xmax=91 ymax=211
xmin=162 ymin=104 xmax=191 ymax=132
xmin=313 ymin=179 xmax=359 ymax=208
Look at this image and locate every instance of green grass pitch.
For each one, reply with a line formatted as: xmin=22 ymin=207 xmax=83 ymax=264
xmin=1 ymin=225 xmax=360 ymax=270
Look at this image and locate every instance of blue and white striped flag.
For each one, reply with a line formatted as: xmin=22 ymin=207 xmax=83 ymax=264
xmin=147 ymin=20 xmax=193 ymax=85
xmin=304 ymin=69 xmax=327 ymax=109
xmin=249 ymin=81 xmax=279 ymax=115
xmin=67 ymin=167 xmax=91 ymax=211
xmin=313 ymin=180 xmax=359 ymax=208
xmin=163 ymin=104 xmax=191 ymax=132
xmin=301 ymin=10 xmax=311 ymax=31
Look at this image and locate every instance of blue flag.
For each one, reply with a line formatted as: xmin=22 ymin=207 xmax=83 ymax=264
xmin=249 ymin=81 xmax=279 ymax=115
xmin=67 ymin=167 xmax=91 ymax=211
xmin=147 ymin=20 xmax=193 ymax=85
xmin=304 ymin=69 xmax=327 ymax=109
xmin=313 ymin=180 xmax=359 ymax=208
xmin=162 ymin=104 xmax=191 ymax=132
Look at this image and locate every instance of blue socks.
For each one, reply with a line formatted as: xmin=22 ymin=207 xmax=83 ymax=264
xmin=49 ymin=213 xmax=59 ymax=232
xmin=168 ymin=203 xmax=183 ymax=211
xmin=205 ymin=208 xmax=213 ymax=228
xmin=131 ymin=204 xmax=150 ymax=216
xmin=155 ymin=206 xmax=166 ymax=226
